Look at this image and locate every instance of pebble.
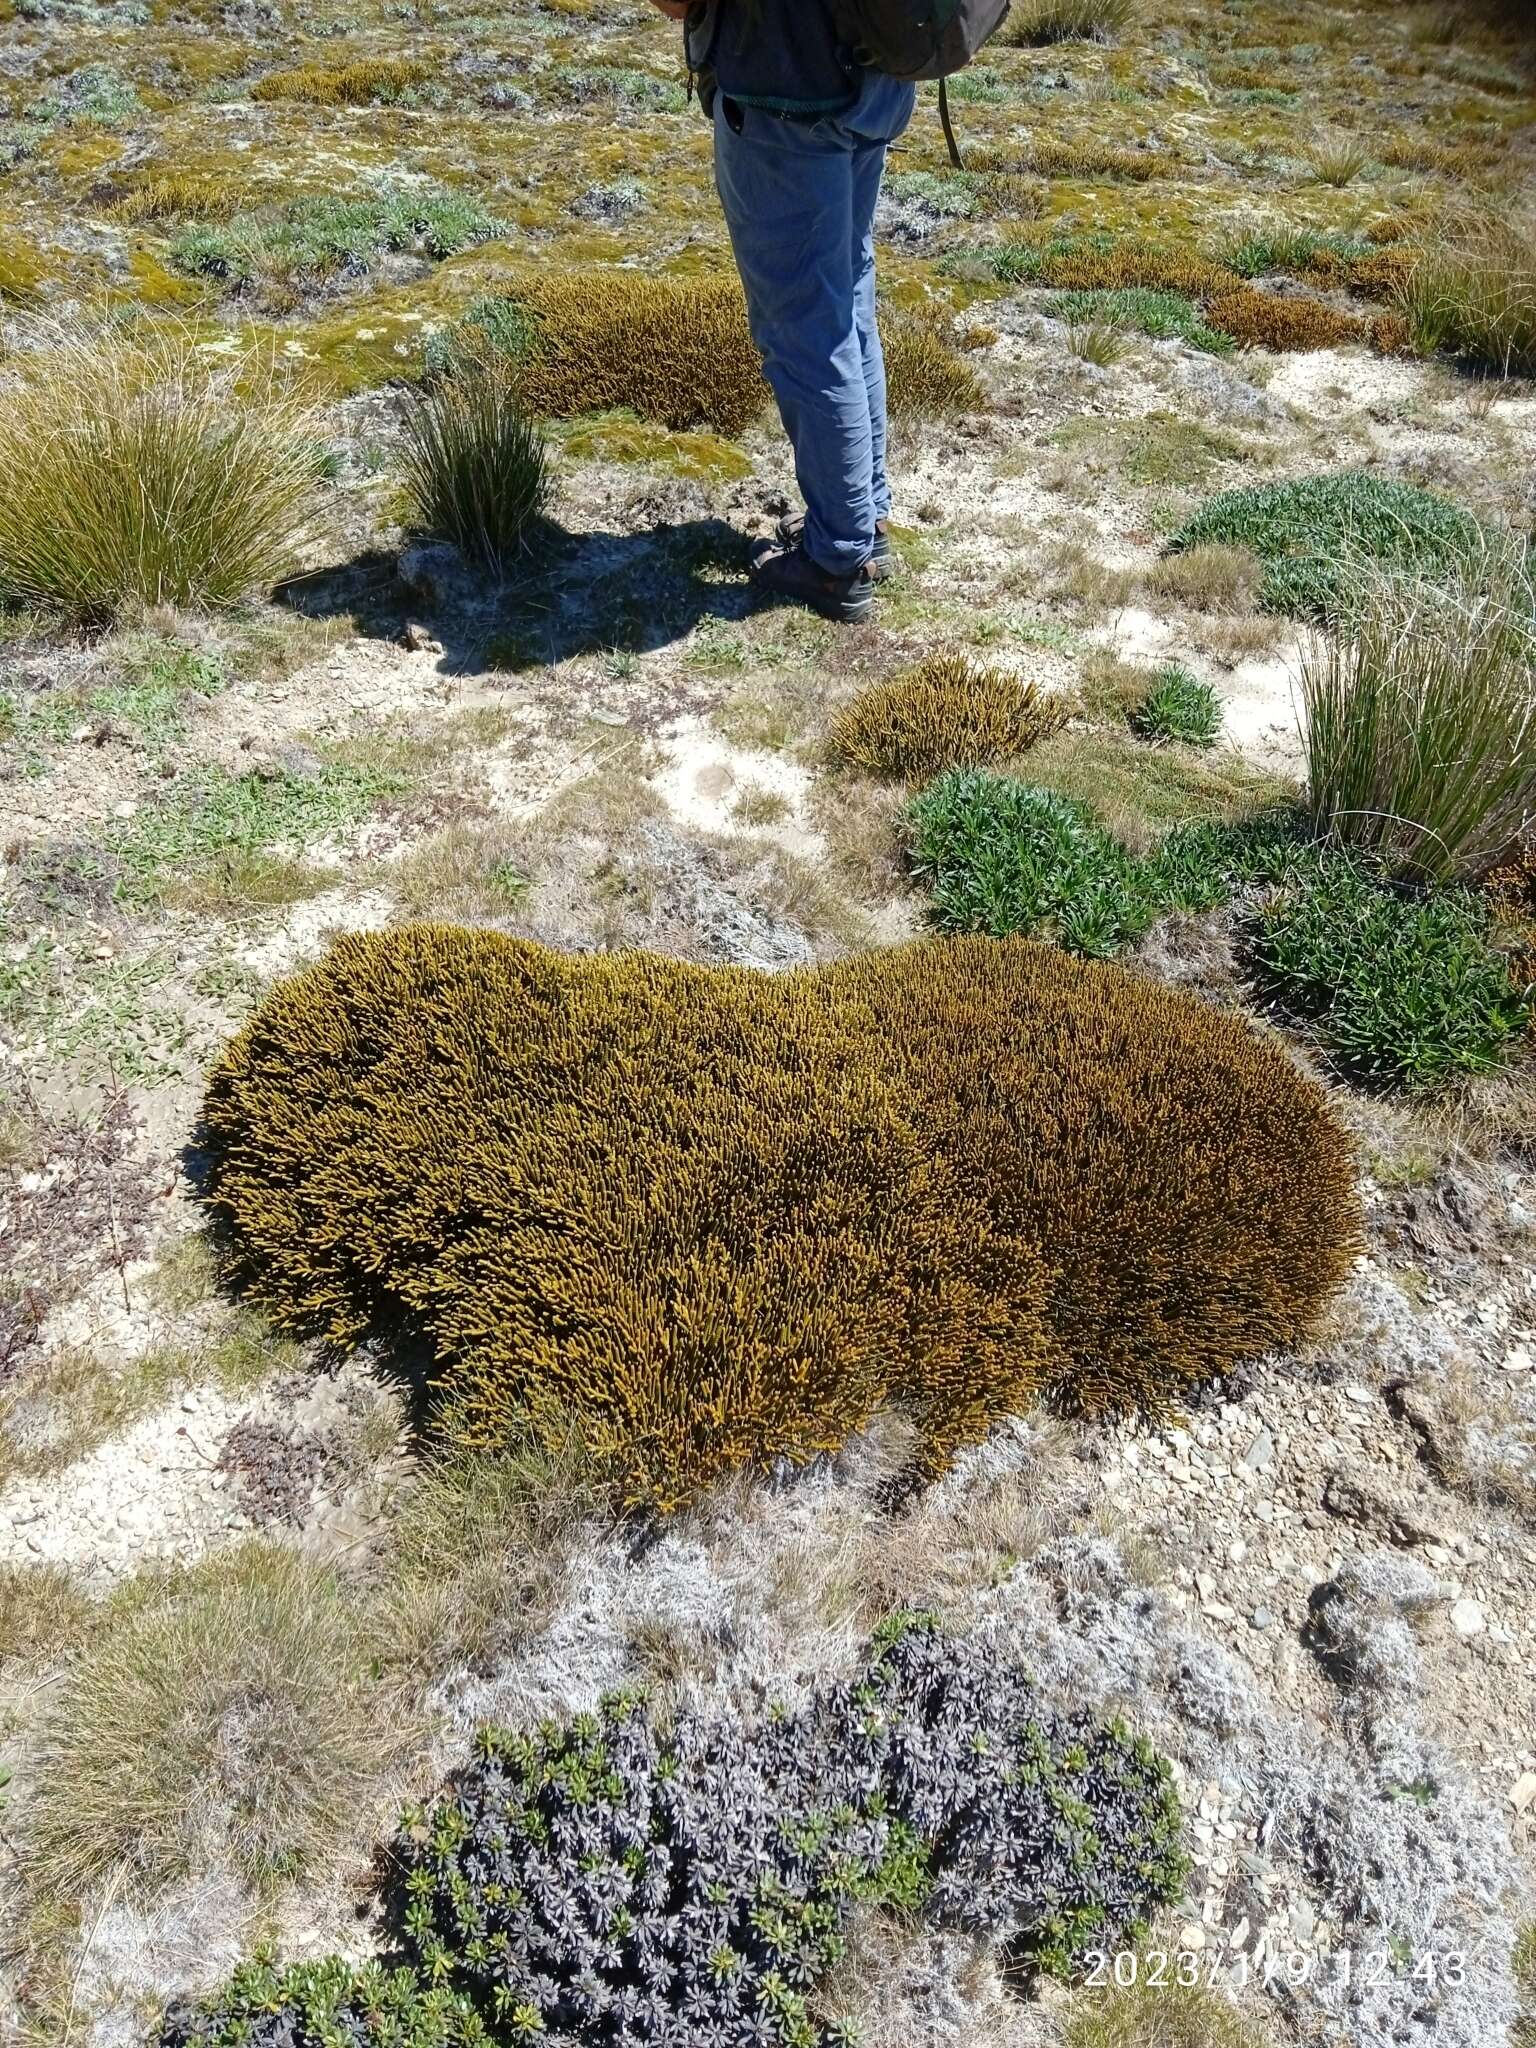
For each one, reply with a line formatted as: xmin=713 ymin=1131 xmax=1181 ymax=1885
xmin=1451 ymin=1597 xmax=1486 ymax=1638
xmin=1250 ymin=1607 xmax=1275 ymax=1629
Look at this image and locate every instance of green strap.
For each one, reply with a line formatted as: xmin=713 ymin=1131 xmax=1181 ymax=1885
xmin=938 ymin=75 xmax=964 ymax=169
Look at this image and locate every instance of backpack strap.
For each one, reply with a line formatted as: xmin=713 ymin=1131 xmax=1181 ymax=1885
xmin=938 ymin=75 xmax=964 ymax=169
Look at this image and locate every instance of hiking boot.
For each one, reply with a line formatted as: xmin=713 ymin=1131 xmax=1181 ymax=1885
xmin=748 ymin=538 xmax=875 ymax=624
xmin=776 ymin=512 xmax=893 ymax=576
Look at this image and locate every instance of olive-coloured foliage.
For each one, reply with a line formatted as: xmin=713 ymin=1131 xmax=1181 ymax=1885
xmin=1167 ymin=472 xmax=1491 ymax=620
xmin=829 ymin=653 xmax=1067 ymax=779
xmin=198 ymin=929 xmax=1358 ymax=1507
xmin=251 ymin=58 xmax=431 ymax=105
xmin=430 ymin=279 xmax=980 ymax=435
xmin=165 ymin=1623 xmax=1187 ymax=2048
xmin=435 ymin=277 xmax=768 ymax=436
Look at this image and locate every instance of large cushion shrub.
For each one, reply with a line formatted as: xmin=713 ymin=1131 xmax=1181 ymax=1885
xmin=198 ymin=929 xmax=1359 ymax=1508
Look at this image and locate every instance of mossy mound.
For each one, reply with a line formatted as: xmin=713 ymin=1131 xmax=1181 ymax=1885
xmin=830 ymin=653 xmax=1067 ymax=779
xmin=199 ymin=929 xmax=1359 ymax=1509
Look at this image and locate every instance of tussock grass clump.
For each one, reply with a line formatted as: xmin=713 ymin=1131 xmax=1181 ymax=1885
xmin=1063 ymin=1976 xmax=1275 ymax=2048
xmin=1004 ymin=0 xmax=1135 ymax=43
xmin=1301 ymin=132 xmax=1374 ymax=187
xmin=829 ymin=653 xmax=1067 ymax=779
xmin=400 ymin=363 xmax=551 ymax=574
xmin=1301 ymin=552 xmax=1536 ymax=884
xmin=199 ymin=928 xmax=1357 ymax=1508
xmin=29 ymin=1547 xmax=413 ymax=1899
xmin=251 ymin=56 xmax=430 ymax=104
xmin=0 ymin=328 xmax=317 ymax=624
xmin=1167 ymin=472 xmax=1491 ymax=620
xmin=1029 ymin=135 xmax=1160 ymax=181
xmin=1399 ymin=206 xmax=1536 ymax=378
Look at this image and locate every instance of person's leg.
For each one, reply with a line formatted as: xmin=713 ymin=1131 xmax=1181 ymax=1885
xmin=845 ymin=86 xmax=914 ymax=528
xmin=713 ymin=98 xmax=876 ymax=580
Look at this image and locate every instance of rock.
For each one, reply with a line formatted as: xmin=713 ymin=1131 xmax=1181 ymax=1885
xmin=1251 ymin=1607 xmax=1275 ymax=1630
xmin=396 ymin=539 xmax=481 ymax=612
xmin=1510 ymin=1771 xmax=1536 ymax=1814
xmin=1321 ymin=1466 xmax=1457 ymax=1550
xmin=401 ymin=621 xmax=444 ymax=654
xmin=1450 ymin=1597 xmax=1485 ymax=1638
xmin=1243 ymin=1428 xmax=1275 ymax=1470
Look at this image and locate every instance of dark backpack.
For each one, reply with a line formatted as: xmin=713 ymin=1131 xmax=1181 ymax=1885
xmin=828 ymin=0 xmax=1012 ymax=163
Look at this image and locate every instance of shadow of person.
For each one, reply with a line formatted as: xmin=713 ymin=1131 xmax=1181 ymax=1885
xmin=273 ymin=515 xmax=756 ymax=677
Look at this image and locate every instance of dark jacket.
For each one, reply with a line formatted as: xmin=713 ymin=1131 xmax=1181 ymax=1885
xmin=685 ymin=0 xmax=860 ymax=116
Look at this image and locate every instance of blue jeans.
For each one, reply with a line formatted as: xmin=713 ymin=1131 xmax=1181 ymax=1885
xmin=713 ymin=73 xmax=916 ymax=580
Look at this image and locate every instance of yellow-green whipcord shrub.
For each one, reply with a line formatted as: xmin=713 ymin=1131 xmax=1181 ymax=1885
xmin=198 ymin=930 xmax=1359 ymax=1509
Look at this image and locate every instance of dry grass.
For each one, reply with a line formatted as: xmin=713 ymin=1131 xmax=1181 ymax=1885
xmin=1003 ymin=0 xmax=1136 ymax=43
xmin=377 ymin=1439 xmax=600 ymax=1680
xmin=388 ymin=818 xmax=533 ymax=921
xmin=1393 ymin=1367 xmax=1536 ymax=1523
xmin=28 ymin=1546 xmax=417 ymax=1900
xmin=0 ymin=327 xmax=318 ymax=624
xmin=0 ymin=1563 xmax=92 ymax=1671
xmin=1062 ymin=1976 xmax=1276 ymax=2048
xmin=1023 ymin=724 xmax=1291 ymax=853
xmin=1140 ymin=543 xmax=1265 ymax=614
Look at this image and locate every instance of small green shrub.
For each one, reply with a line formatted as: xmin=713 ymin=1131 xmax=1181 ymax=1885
xmin=1167 ymin=472 xmax=1491 ymax=619
xmin=1131 ymin=664 xmax=1223 ymax=747
xmin=1253 ymin=858 xmax=1530 ymax=1086
xmin=830 ymin=653 xmax=1067 ymax=779
xmin=1049 ymin=287 xmax=1234 ymax=354
xmin=401 ymin=364 xmax=551 ymax=574
xmin=159 ymin=1955 xmax=485 ymax=2047
xmin=908 ymin=774 xmax=1159 ymax=955
xmin=199 ymin=927 xmax=1358 ymax=1504
xmin=1301 ymin=552 xmax=1536 ymax=883
xmin=0 ymin=330 xmax=317 ymax=624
